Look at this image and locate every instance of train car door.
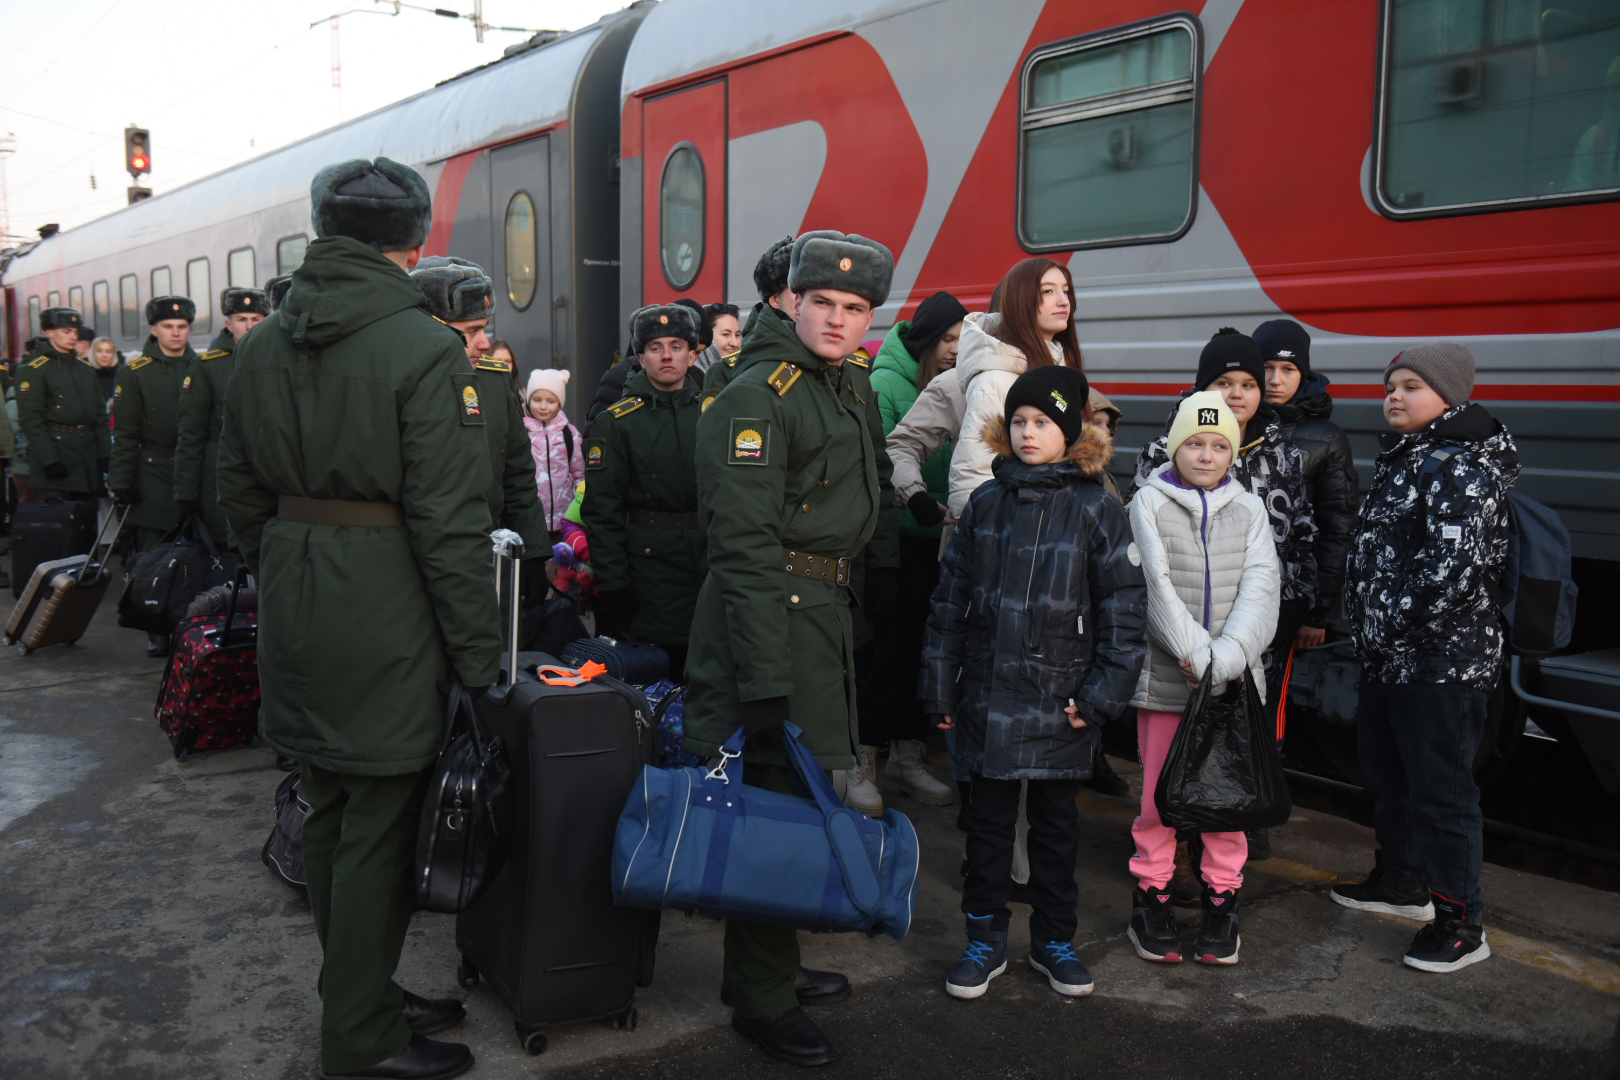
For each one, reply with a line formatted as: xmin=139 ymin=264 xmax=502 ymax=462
xmin=489 ymin=137 xmax=554 ymax=385
xmin=641 ymin=80 xmax=726 ymax=306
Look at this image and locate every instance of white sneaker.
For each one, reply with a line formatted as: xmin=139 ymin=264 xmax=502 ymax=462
xmin=885 ymin=740 xmax=955 ymax=806
xmin=844 ymin=745 xmax=884 ymax=817
xmin=831 ymin=770 xmax=848 ymax=800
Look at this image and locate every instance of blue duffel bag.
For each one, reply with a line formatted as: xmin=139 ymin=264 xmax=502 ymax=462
xmin=611 ymin=723 xmax=919 ymax=939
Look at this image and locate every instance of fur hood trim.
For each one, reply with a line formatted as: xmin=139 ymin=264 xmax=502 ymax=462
xmin=982 ymin=415 xmax=1113 ymax=474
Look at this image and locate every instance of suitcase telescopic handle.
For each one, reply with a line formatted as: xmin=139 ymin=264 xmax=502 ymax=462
xmin=490 ymin=529 xmax=525 ymax=702
xmin=76 ymin=503 xmax=133 ymax=587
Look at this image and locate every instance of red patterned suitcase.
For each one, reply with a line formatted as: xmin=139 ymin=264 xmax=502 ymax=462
xmin=155 ymin=568 xmax=260 ymax=761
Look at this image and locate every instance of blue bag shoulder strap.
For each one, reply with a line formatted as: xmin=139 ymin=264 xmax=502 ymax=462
xmin=780 ymin=725 xmax=884 ymax=916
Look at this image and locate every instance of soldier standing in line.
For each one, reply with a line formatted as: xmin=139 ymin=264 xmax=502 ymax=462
xmin=74 ymin=326 xmax=95 ymax=363
xmin=173 ymin=287 xmax=269 ymax=544
xmin=15 ymin=307 xmax=110 ymax=505
xmin=217 ymin=157 xmax=499 ymax=1080
xmin=581 ymin=302 xmax=707 ymax=678
xmin=408 ymin=255 xmax=547 ymax=552
xmin=110 ymin=295 xmax=199 ymax=655
xmin=685 ymin=231 xmax=901 ymax=1066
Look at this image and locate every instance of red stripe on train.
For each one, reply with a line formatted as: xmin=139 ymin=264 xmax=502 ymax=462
xmin=1091 ymin=383 xmax=1620 ymax=402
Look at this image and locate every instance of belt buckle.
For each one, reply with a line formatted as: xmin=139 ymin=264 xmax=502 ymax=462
xmin=835 ymin=557 xmax=850 ymax=586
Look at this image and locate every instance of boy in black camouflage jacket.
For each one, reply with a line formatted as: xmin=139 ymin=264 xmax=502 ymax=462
xmin=1334 ymin=341 xmax=1519 ymax=975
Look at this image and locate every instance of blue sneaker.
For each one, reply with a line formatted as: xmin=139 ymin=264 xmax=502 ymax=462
xmin=1029 ymin=939 xmax=1094 ymax=997
xmin=946 ymin=915 xmax=1007 ymax=1000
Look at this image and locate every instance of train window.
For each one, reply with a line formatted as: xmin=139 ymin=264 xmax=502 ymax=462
xmin=1376 ymin=0 xmax=1620 ymax=216
xmin=276 ymin=235 xmax=308 ymax=275
xmin=68 ymin=286 xmax=84 ymax=315
xmin=47 ymin=290 xmax=60 ymax=309
xmin=504 ymin=193 xmax=538 ymax=310
xmin=228 ymin=246 xmax=256 ymax=288
xmin=151 ymin=266 xmax=171 ymax=298
xmin=1018 ymin=17 xmax=1200 ymax=250
xmin=186 ymin=258 xmax=212 ymax=333
xmin=28 ymin=296 xmax=40 ymax=337
xmin=120 ymin=275 xmax=139 ymax=338
xmin=659 ymin=144 xmax=704 ymax=290
xmin=92 ymin=281 xmax=110 ymax=337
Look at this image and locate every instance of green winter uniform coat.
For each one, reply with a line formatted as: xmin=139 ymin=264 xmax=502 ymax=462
xmin=110 ymin=336 xmax=198 ymax=539
xmin=14 ymin=344 xmax=110 ymax=496
xmin=581 ymin=367 xmax=707 ymax=648
xmin=216 ymin=235 xmax=502 ymax=776
xmin=699 ymin=302 xmax=793 ymax=407
xmin=870 ymin=321 xmax=950 ymax=539
xmin=471 ymin=355 xmax=548 ymax=551
xmin=173 ymin=327 xmax=241 ymax=543
xmin=684 ymin=309 xmax=899 ymax=769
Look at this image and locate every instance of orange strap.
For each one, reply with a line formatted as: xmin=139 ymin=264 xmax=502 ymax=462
xmin=1275 ymin=646 xmax=1295 ymax=742
xmin=535 ymin=660 xmax=608 ymax=686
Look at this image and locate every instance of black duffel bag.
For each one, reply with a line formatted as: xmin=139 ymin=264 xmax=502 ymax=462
xmin=261 ymin=768 xmax=309 ymax=894
xmin=1154 ymin=663 xmax=1292 ymax=833
xmin=117 ymin=515 xmax=244 ymax=634
xmin=559 ymin=635 xmax=667 ymax=685
xmin=415 ymin=680 xmax=514 ymax=913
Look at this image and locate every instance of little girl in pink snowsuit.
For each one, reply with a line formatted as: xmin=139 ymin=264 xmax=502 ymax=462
xmin=524 ymin=368 xmax=585 ymax=536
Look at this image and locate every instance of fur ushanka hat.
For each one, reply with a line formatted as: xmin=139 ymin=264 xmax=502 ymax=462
xmin=628 ymin=303 xmax=700 ymax=354
xmin=752 ymin=236 xmax=794 ymax=302
xmin=264 ymin=274 xmax=293 ymax=311
xmin=220 ymin=287 xmax=270 ymax=318
xmin=38 ymin=307 xmax=83 ymax=332
xmin=309 ymin=156 xmax=432 ymax=252
xmin=787 ymin=230 xmax=893 ymax=307
xmin=411 ymin=256 xmax=494 ymax=323
xmin=146 ymin=295 xmax=196 ymax=324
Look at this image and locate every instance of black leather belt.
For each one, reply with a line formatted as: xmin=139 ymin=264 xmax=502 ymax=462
xmin=277 ymin=495 xmax=404 ymax=527
xmin=628 ymin=509 xmax=699 ymax=529
xmin=783 ymin=548 xmax=851 ymax=586
xmin=45 ymin=422 xmax=90 ymax=434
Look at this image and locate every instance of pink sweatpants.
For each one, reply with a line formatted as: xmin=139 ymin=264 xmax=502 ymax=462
xmin=1130 ymin=709 xmax=1247 ymax=893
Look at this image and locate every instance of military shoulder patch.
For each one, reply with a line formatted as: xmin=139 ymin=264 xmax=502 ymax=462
xmin=127 ymin=355 xmax=154 ymax=371
xmin=700 ymin=392 xmax=718 ymax=413
xmin=27 ymin=355 xmax=50 ymax=369
xmin=199 ymin=349 xmax=228 ymax=361
xmin=16 ymin=380 xmax=30 ymax=394
xmin=474 ymin=356 xmax=512 ymax=373
xmin=766 ymin=362 xmax=801 ymax=397
xmin=606 ymin=396 xmax=645 ymax=420
xmin=726 ymin=352 xmax=740 ymax=369
xmin=729 ymin=418 xmax=769 ymax=466
xmin=452 ymin=371 xmax=484 ymax=426
xmin=181 ymin=375 xmax=192 ymax=391
xmin=847 ymin=349 xmax=872 ymax=369
xmin=584 ymin=437 xmax=605 ymax=471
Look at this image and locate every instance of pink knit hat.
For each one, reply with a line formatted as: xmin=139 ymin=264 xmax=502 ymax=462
xmin=526 ymin=367 xmax=570 ymax=406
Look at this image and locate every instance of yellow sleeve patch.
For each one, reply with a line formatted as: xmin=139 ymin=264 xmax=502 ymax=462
xmin=127 ymin=355 xmax=154 ymax=371
xmin=606 ymin=396 xmax=645 ymax=419
xmin=766 ymin=362 xmax=801 ymax=397
xmin=17 ymin=380 xmax=30 ymax=393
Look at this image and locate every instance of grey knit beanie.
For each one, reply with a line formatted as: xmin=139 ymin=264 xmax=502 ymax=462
xmin=1386 ymin=341 xmax=1474 ymax=407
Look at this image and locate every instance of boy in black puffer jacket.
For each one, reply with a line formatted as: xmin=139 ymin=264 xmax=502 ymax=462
xmin=923 ymin=366 xmax=1147 ymax=1003
xmin=1254 ymin=319 xmax=1360 ymax=650
xmin=1334 ymin=342 xmax=1518 ymax=975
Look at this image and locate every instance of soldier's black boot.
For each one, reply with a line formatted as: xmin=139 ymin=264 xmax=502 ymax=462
xmin=319 ymin=1035 xmax=472 ymax=1079
xmin=731 ymin=1006 xmax=837 ymax=1067
xmin=401 ymin=991 xmax=465 ymax=1035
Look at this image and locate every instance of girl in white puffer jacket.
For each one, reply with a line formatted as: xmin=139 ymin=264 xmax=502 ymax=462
xmin=1126 ymin=391 xmax=1279 ymax=967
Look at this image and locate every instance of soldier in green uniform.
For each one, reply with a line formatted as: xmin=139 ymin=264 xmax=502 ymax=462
xmin=217 ymin=157 xmax=499 ymax=1080
xmin=581 ymin=302 xmax=707 ymax=677
xmin=408 ymin=256 xmax=547 ymax=552
xmin=110 ymin=295 xmax=200 ymax=654
xmin=173 ymin=287 xmax=269 ymax=544
xmin=686 ymin=231 xmax=901 ymax=1066
xmin=15 ymin=307 xmax=110 ymax=503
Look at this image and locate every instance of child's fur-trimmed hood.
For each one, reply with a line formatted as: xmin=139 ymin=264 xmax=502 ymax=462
xmin=982 ymin=415 xmax=1113 ymax=474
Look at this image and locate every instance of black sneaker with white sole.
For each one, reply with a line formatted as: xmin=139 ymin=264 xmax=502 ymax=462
xmin=1127 ymin=885 xmax=1183 ymax=963
xmin=1403 ymin=895 xmax=1491 ymax=973
xmin=1331 ymin=859 xmax=1434 ymax=921
xmin=1193 ymin=887 xmax=1240 ymax=965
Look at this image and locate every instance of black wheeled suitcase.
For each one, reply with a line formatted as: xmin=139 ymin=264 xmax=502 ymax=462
xmin=11 ymin=499 xmax=98 ymax=597
xmin=5 ymin=505 xmax=128 ymax=652
xmin=454 ymin=533 xmax=659 ymax=1056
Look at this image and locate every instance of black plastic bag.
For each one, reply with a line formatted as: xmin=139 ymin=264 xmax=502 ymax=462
xmin=1154 ymin=663 xmax=1291 ymax=833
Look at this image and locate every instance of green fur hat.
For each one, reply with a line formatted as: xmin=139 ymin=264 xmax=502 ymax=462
xmin=309 ymin=156 xmax=432 ymax=252
xmin=264 ymin=274 xmax=293 ymax=311
xmin=220 ymin=287 xmax=270 ymax=318
xmin=787 ymin=230 xmax=893 ymax=306
xmin=146 ymin=295 xmax=196 ymax=324
xmin=410 ymin=256 xmax=494 ymax=323
xmin=629 ymin=303 xmax=700 ymax=353
xmin=39 ymin=307 xmax=83 ymax=332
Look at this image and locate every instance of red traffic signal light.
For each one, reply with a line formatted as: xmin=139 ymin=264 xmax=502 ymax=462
xmin=124 ymin=126 xmax=150 ymax=177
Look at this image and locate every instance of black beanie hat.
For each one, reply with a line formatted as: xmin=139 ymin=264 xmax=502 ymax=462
xmin=1252 ymin=319 xmax=1311 ymax=380
xmin=901 ymin=291 xmax=969 ymax=360
xmin=1003 ymin=365 xmax=1091 ymax=448
xmin=1195 ymin=327 xmax=1264 ymax=390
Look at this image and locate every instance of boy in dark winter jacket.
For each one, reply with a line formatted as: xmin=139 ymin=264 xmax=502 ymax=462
xmin=923 ymin=366 xmax=1147 ymax=1002
xmin=1334 ymin=341 xmax=1518 ymax=975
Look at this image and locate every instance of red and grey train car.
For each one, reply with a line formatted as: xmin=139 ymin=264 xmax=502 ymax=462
xmin=3 ymin=0 xmax=1618 ymax=785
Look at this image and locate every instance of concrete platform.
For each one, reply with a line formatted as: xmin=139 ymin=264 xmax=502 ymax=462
xmin=0 ymin=602 xmax=1616 ymax=1079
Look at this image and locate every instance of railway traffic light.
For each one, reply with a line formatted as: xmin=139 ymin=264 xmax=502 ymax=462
xmin=124 ymin=126 xmax=150 ymax=178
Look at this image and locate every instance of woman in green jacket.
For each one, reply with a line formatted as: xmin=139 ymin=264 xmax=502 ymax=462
xmin=853 ymin=290 xmax=968 ymax=815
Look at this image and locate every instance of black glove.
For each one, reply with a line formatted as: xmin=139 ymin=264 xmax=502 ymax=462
xmin=176 ymin=500 xmax=202 ymax=517
xmin=42 ymin=461 xmax=69 ymax=482
xmin=741 ymin=696 xmax=790 ymax=751
xmin=113 ymin=488 xmax=142 ymax=507
xmin=906 ymin=490 xmax=946 ymax=528
xmin=593 ymin=588 xmax=640 ymax=638
xmin=863 ymin=567 xmax=900 ymax=620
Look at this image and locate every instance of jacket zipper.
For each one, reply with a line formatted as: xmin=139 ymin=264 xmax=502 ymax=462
xmin=1199 ymin=487 xmax=1211 ymax=630
xmin=1023 ymin=505 xmax=1047 ymax=653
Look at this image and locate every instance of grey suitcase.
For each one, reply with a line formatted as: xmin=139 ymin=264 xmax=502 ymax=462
xmin=5 ymin=506 xmax=128 ymax=653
